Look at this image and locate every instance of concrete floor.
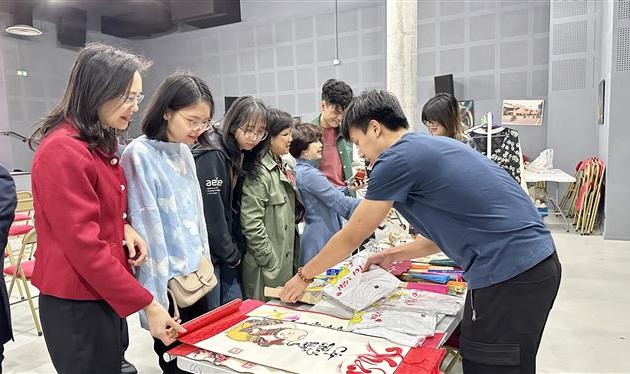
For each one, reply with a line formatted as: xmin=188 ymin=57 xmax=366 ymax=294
xmin=3 ymin=216 xmax=630 ymax=373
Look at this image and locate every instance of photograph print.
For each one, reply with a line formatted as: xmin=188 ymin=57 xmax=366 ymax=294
xmin=501 ymin=99 xmax=544 ymax=126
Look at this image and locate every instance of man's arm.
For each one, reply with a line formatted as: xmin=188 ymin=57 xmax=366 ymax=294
xmin=280 ymin=199 xmax=393 ymax=303
xmin=363 ymin=235 xmax=441 ymax=271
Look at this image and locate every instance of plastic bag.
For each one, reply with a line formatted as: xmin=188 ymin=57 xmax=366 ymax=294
xmin=527 ymin=149 xmax=554 ymax=172
xmin=323 ymin=255 xmax=400 ymax=312
xmin=376 ymin=289 xmax=464 ymax=316
xmin=347 ymin=309 xmax=438 ymax=340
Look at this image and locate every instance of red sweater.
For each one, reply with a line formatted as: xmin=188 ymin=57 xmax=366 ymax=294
xmin=319 ymin=127 xmax=344 ymax=187
xmin=31 ymin=122 xmax=153 ymax=317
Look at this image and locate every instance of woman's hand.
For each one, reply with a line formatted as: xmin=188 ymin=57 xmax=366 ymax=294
xmin=280 ymin=274 xmax=309 ymax=303
xmin=348 ymin=178 xmax=368 ymax=192
xmin=144 ymin=299 xmax=187 ymax=346
xmin=123 ymin=224 xmax=148 ymax=266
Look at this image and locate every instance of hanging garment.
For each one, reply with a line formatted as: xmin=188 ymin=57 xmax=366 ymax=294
xmin=471 ymin=127 xmax=523 ymax=184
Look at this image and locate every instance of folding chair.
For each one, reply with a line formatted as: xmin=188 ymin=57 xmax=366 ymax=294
xmin=12 ymin=191 xmax=33 ymax=223
xmin=583 ymin=159 xmax=605 ymax=235
xmin=573 ymin=160 xmax=594 ymax=231
xmin=565 ymin=160 xmax=589 ymax=218
xmin=9 ymin=196 xmax=34 ymax=234
xmin=3 ymin=228 xmax=42 ymax=336
xmin=6 ymin=197 xmax=35 ymax=263
xmin=559 ymin=167 xmax=580 ymax=214
xmin=441 ymin=326 xmax=462 ymax=373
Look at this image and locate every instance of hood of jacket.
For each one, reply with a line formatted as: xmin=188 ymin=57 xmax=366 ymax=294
xmin=191 ymin=129 xmax=227 ymax=158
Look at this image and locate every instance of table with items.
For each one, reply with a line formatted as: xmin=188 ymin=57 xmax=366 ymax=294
xmin=524 ymin=168 xmax=576 ymax=232
xmin=169 ymin=230 xmax=466 ymax=374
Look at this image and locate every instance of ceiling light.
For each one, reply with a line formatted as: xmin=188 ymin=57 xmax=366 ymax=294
xmin=5 ymin=24 xmax=42 ymax=36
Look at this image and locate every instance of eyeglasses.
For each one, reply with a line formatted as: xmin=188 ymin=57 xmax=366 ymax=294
xmin=423 ymin=120 xmax=439 ymax=128
xmin=176 ymin=112 xmax=212 ymax=132
xmin=121 ymin=93 xmax=145 ymax=106
xmin=239 ymin=126 xmax=268 ymax=141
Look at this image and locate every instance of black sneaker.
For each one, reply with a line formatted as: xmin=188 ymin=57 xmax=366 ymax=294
xmin=121 ymin=358 xmax=138 ymax=374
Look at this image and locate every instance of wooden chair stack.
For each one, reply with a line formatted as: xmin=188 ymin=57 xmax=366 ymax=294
xmin=559 ymin=158 xmax=605 ymax=235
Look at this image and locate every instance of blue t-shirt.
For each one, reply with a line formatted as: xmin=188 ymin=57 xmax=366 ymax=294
xmin=366 ymin=132 xmax=555 ymax=289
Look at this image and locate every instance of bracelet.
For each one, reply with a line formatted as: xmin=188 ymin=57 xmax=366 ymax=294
xmin=297 ymin=267 xmax=314 ymax=284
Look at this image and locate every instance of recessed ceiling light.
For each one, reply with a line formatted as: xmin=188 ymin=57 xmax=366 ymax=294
xmin=5 ymin=24 xmax=43 ymax=37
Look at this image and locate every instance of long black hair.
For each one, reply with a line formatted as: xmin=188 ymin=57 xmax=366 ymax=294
xmin=198 ymin=96 xmax=269 ymax=176
xmin=142 ymin=73 xmax=214 ymax=141
xmin=29 ymin=43 xmax=151 ymax=153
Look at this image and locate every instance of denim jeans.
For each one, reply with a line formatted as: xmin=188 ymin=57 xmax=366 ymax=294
xmin=208 ymin=262 xmax=244 ymax=309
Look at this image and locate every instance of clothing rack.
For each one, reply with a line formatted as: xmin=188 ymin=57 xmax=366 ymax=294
xmin=485 ymin=112 xmax=492 ymax=160
xmin=465 ymin=117 xmax=527 ymax=189
xmin=464 ymin=112 xmax=495 ymax=160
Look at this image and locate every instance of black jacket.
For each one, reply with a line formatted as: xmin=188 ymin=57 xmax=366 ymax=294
xmin=192 ymin=132 xmax=245 ymax=267
xmin=0 ymin=164 xmax=16 ymax=344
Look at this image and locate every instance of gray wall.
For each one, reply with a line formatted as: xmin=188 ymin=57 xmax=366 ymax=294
xmin=135 ymin=1 xmax=387 ymax=128
xmin=0 ymin=16 xmax=135 ymax=171
xmin=595 ymin=0 xmax=613 ymax=164
xmin=603 ymin=0 xmax=630 ymax=240
xmin=0 ymin=2 xmax=388 ymax=170
xmin=416 ymin=0 xmax=550 ymax=158
xmin=546 ymin=0 xmax=597 ymax=175
xmin=0 ymin=0 xmax=626 ymax=240
xmin=0 ymin=35 xmax=13 ymax=168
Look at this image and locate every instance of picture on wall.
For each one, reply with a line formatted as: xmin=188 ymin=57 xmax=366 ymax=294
xmin=501 ymin=99 xmax=544 ymax=126
xmin=597 ymin=80 xmax=605 ymax=125
xmin=458 ymin=100 xmax=474 ymax=130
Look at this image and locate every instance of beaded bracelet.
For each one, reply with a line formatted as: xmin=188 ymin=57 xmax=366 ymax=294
xmin=297 ymin=267 xmax=314 ymax=283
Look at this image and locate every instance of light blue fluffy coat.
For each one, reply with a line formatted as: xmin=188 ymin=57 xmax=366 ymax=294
xmin=121 ymin=136 xmax=210 ymax=328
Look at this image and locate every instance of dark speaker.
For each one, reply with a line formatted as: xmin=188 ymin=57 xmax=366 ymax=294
xmin=9 ymin=0 xmax=36 ymax=27
xmin=224 ymin=96 xmax=239 ymax=113
xmin=57 ymin=7 xmax=87 ymax=48
xmin=434 ymin=74 xmax=454 ymax=96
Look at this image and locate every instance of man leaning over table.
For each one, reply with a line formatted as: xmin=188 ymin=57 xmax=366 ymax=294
xmin=282 ymin=89 xmax=562 ymax=374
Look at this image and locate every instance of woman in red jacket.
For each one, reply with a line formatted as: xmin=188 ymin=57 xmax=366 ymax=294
xmin=29 ymin=43 xmax=184 ymax=373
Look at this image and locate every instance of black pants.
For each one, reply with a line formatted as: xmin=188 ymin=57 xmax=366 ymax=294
xmin=39 ymin=294 xmax=122 ymax=374
xmin=460 ymin=252 xmax=561 ymax=374
xmin=153 ymin=291 xmax=214 ymax=374
xmin=121 ymin=318 xmax=129 ymax=356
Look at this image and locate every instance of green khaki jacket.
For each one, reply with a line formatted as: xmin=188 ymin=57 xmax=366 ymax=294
xmin=310 ymin=113 xmax=354 ymax=182
xmin=240 ymin=152 xmax=299 ymax=301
